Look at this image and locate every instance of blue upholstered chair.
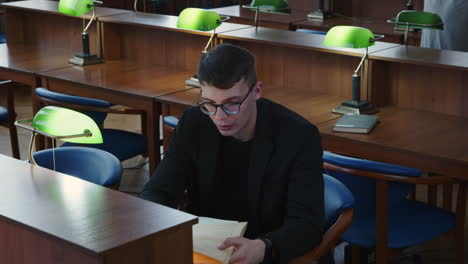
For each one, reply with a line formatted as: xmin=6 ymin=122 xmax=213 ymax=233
xmin=0 ymin=80 xmax=20 ymax=159
xmin=291 ymin=174 xmax=355 ymax=263
xmin=162 ymin=115 xmax=179 ymax=152
xmin=295 ymin=29 xmax=327 ymax=35
xmin=33 ymin=147 xmax=122 ymax=187
xmin=34 ymin=87 xmax=147 ymax=162
xmin=0 ymin=32 xmax=6 ymax=44
xmin=323 ymin=151 xmax=466 ymax=264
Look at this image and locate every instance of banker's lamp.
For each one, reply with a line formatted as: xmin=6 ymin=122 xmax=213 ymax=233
xmin=242 ymin=0 xmax=291 ymax=29
xmin=387 ymin=10 xmax=443 ymax=45
xmin=58 ymin=0 xmax=104 ymax=65
xmin=15 ymin=106 xmax=102 ymax=167
xmin=307 ymin=0 xmax=333 ymax=20
xmin=323 ymin=26 xmax=383 ymax=115
xmin=177 ymin=8 xmax=229 ymax=87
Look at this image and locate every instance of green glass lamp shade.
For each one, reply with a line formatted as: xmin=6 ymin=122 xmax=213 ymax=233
xmin=323 ymin=26 xmax=376 ymax=49
xmin=248 ymin=0 xmax=290 ymax=14
xmin=393 ymin=10 xmax=443 ymax=30
xmin=177 ymin=8 xmax=222 ymax=31
xmin=32 ymin=106 xmax=103 ymax=144
xmin=58 ymin=0 xmax=94 ymax=16
xmin=250 ymin=0 xmax=288 ymax=9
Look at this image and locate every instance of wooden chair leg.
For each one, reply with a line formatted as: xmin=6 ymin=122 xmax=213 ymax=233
xmin=8 ymin=123 xmax=20 ymax=159
xmin=455 ymin=183 xmax=466 ymax=264
xmin=3 ymin=80 xmax=20 ymax=159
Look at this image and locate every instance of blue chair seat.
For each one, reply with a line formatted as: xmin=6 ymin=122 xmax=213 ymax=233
xmin=61 ymin=129 xmax=147 ymax=161
xmin=343 ymin=199 xmax=455 ymax=249
xmin=0 ymin=106 xmax=7 ymax=123
xmin=33 ymin=147 xmax=122 ymax=186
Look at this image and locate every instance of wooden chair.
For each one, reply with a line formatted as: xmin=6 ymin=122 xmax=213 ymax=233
xmin=0 ymin=80 xmax=20 ymax=159
xmin=323 ymin=151 xmax=466 ymax=264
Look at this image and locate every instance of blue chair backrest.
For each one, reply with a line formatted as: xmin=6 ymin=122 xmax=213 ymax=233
xmin=33 ymin=147 xmax=121 ymax=186
xmin=163 ymin=116 xmax=179 ymax=128
xmin=0 ymin=32 xmax=6 ymax=44
xmin=296 ymin=29 xmax=327 ymax=35
xmin=323 ymin=151 xmax=422 ymax=214
xmin=35 ymin=87 xmax=112 ymax=126
xmin=323 ymin=174 xmax=355 ymax=229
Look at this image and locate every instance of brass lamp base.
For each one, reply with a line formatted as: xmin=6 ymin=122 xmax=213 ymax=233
xmin=332 ymin=100 xmax=378 ymax=115
xmin=69 ymin=53 xmax=103 ymax=66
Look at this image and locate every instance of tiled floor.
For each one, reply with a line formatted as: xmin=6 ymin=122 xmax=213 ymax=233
xmin=1 ymin=85 xmax=467 ymax=263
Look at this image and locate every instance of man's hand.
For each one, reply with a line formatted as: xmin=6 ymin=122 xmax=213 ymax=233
xmin=218 ymin=237 xmax=265 ymax=264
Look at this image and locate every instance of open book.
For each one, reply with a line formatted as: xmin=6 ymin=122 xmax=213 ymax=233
xmin=193 ymin=217 xmax=248 ymax=264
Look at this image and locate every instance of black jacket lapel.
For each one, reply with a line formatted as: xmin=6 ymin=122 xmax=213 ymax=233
xmin=247 ymin=99 xmax=274 ymax=233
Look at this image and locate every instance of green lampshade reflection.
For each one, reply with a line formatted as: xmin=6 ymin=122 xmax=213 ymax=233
xmin=248 ymin=0 xmax=290 ymax=14
xmin=323 ymin=26 xmax=376 ymax=49
xmin=58 ymin=0 xmax=94 ymax=16
xmin=177 ymin=8 xmax=222 ymax=31
xmin=32 ymin=106 xmax=103 ymax=144
xmin=393 ymin=10 xmax=443 ymax=30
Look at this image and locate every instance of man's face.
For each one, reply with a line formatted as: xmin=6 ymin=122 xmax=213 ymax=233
xmin=200 ymin=79 xmax=262 ymax=141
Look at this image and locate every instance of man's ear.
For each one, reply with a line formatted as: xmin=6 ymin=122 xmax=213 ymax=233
xmin=254 ymin=81 xmax=264 ymax=100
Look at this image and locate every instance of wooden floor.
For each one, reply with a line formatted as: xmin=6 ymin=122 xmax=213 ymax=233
xmin=1 ymin=85 xmax=467 ymax=264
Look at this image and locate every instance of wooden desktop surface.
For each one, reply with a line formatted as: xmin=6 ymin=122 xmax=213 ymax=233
xmin=38 ymin=60 xmax=194 ymax=99
xmin=292 ymin=16 xmax=421 ymax=45
xmin=318 ymin=107 xmax=468 ymax=180
xmin=217 ymin=27 xmax=400 ymax=57
xmin=0 ymin=43 xmax=73 ymax=87
xmin=98 ymin=11 xmax=250 ymax=35
xmin=369 ymin=45 xmax=468 ymax=71
xmin=157 ymin=86 xmax=345 ymax=126
xmin=1 ymin=0 xmax=130 ymax=19
xmin=0 ymin=154 xmax=197 ymax=263
xmin=211 ymin=5 xmax=312 ymax=30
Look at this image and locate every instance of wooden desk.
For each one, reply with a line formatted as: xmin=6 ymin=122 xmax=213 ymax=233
xmin=210 ymin=5 xmax=312 ymax=30
xmin=0 ymin=154 xmax=197 ymax=263
xmin=0 ymin=43 xmax=74 ymax=88
xmin=293 ymin=16 xmax=421 ymax=46
xmin=1 ymin=0 xmax=130 ymax=58
xmin=318 ymin=107 xmax=468 ymax=181
xmin=37 ymin=60 xmax=195 ymax=175
xmin=157 ymin=86 xmax=347 ymax=126
xmin=317 ymin=45 xmax=468 ymax=180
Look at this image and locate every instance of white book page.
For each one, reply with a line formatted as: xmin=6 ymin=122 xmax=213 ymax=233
xmin=193 ymin=218 xmax=248 ymax=264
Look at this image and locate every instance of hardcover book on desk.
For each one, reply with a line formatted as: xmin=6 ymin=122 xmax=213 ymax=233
xmin=333 ymin=114 xmax=379 ymax=134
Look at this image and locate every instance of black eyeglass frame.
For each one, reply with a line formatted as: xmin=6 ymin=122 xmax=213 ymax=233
xmin=198 ymin=82 xmax=256 ymax=116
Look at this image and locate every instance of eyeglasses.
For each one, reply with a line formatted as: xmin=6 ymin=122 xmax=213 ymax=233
xmin=199 ymin=83 xmax=255 ymax=116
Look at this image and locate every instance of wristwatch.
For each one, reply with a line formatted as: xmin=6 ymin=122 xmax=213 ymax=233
xmin=259 ymin=237 xmax=273 ymax=263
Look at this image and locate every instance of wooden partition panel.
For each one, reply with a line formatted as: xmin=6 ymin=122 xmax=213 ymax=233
xmin=332 ymin=0 xmax=424 ymax=18
xmin=222 ymin=39 xmax=362 ymax=98
xmin=102 ymin=23 xmax=205 ymax=70
xmin=4 ymin=8 xmax=100 ymax=56
xmin=369 ymin=46 xmax=468 ymax=117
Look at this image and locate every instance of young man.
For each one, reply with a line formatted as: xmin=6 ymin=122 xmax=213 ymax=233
xmin=140 ymin=44 xmax=325 ymax=263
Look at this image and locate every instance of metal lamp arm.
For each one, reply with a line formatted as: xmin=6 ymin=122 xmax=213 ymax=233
xmin=354 ymin=48 xmax=368 ymax=76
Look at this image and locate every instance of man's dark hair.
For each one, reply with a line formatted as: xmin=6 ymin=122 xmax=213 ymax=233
xmin=197 ymin=43 xmax=257 ymax=89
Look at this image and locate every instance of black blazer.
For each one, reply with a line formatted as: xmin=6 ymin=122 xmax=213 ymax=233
xmin=140 ymin=98 xmax=325 ymax=263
